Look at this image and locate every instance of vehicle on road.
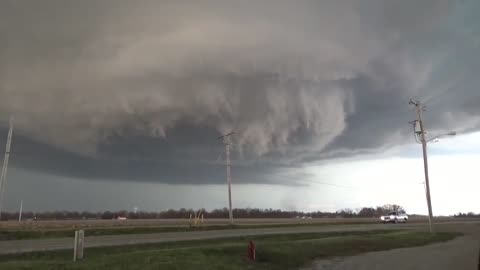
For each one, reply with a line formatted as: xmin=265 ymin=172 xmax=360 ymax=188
xmin=380 ymin=211 xmax=408 ymax=223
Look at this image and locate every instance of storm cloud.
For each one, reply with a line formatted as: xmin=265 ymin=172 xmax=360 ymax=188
xmin=1 ymin=0 xmax=480 ymax=184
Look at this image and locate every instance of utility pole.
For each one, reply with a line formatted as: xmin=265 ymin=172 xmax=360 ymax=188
xmin=410 ymin=100 xmax=434 ymax=233
xmin=418 ymin=181 xmax=428 ymax=212
xmin=0 ymin=117 xmax=14 ymax=220
xmin=218 ymin=132 xmax=234 ymax=225
xmin=18 ymin=200 xmax=23 ymax=222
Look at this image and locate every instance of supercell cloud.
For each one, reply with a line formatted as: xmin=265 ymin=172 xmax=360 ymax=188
xmin=0 ymin=0 xmax=479 ymax=184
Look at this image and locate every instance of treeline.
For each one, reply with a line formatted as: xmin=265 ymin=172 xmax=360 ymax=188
xmin=1 ymin=204 xmax=408 ymax=221
xmin=335 ymin=204 xmax=405 ymax=218
xmin=453 ymin=212 xmax=480 ymax=218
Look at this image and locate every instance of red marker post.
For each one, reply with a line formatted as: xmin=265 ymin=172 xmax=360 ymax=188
xmin=247 ymin=240 xmax=256 ymax=261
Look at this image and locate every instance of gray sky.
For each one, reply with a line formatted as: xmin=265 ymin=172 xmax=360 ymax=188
xmin=1 ymin=0 xmax=480 ymax=214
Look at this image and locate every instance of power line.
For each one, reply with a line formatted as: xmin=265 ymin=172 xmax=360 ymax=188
xmin=214 ymin=150 xmax=224 ymax=164
xmin=423 ymin=83 xmax=458 ymax=106
xmin=422 ymin=69 xmax=477 ymax=106
xmin=300 ymin=178 xmax=358 ymax=189
xmin=273 ymin=174 xmax=358 ymax=190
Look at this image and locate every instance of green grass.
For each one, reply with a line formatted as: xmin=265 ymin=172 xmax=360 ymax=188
xmin=0 ymin=222 xmax=376 ymax=241
xmin=0 ymin=230 xmax=460 ymax=270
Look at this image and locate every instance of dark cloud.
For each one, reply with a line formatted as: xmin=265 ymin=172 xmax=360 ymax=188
xmin=1 ymin=0 xmax=480 ymax=184
xmin=0 ymin=125 xmax=304 ymax=185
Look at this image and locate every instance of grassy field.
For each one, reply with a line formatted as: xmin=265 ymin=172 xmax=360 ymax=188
xmin=0 ymin=222 xmax=377 ymax=241
xmin=0 ymin=218 xmax=374 ymax=240
xmin=0 ymin=230 xmax=460 ymax=270
xmin=2 ymin=217 xmax=471 ymax=241
xmin=1 ymin=218 xmax=378 ymax=230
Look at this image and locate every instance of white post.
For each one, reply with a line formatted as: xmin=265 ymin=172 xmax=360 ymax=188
xmin=73 ymin=229 xmax=85 ymax=262
xmin=0 ymin=117 xmax=14 ymax=220
xmin=73 ymin=231 xmax=79 ymax=262
xmin=77 ymin=230 xmax=84 ymax=260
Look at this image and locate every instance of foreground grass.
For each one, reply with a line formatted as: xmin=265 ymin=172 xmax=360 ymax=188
xmin=0 ymin=222 xmax=376 ymax=241
xmin=0 ymin=230 xmax=460 ymax=270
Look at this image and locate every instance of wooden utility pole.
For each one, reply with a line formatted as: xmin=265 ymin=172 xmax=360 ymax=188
xmin=18 ymin=200 xmax=23 ymax=222
xmin=218 ymin=132 xmax=234 ymax=225
xmin=410 ymin=100 xmax=434 ymax=233
xmin=0 ymin=117 xmax=14 ymax=220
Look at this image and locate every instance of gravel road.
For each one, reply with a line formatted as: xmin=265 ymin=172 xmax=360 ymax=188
xmin=306 ymin=223 xmax=480 ymax=270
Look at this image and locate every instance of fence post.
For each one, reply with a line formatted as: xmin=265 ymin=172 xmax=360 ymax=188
xmin=73 ymin=230 xmax=85 ymax=262
xmin=77 ymin=230 xmax=85 ymax=260
xmin=73 ymin=231 xmax=78 ymax=262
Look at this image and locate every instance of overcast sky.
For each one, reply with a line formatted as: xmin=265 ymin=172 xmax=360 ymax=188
xmin=1 ymin=0 xmax=479 ymax=214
